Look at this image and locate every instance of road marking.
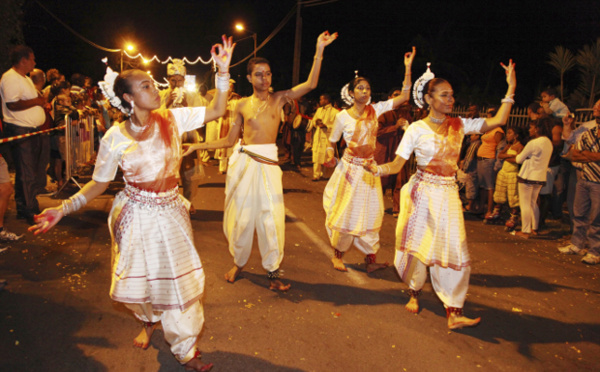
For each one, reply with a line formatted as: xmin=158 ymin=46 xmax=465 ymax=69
xmin=285 ymin=208 xmax=367 ymax=285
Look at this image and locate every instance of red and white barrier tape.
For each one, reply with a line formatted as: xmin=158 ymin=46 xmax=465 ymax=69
xmin=0 ymin=125 xmax=66 ymax=144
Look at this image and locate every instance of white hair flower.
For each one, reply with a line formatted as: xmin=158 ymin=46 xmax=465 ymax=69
xmin=98 ymin=64 xmax=132 ymax=116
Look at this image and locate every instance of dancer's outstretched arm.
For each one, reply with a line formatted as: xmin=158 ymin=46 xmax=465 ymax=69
xmin=365 ymin=155 xmax=408 ymax=177
xmin=481 ymin=59 xmax=516 ymax=132
xmin=391 ymin=47 xmax=416 ymax=109
xmin=29 ymin=180 xmax=110 ymax=235
xmin=284 ymin=31 xmax=338 ymax=101
xmin=204 ymin=35 xmax=236 ymax=122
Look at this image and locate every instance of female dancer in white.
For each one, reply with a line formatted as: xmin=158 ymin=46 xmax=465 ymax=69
xmin=29 ymin=36 xmax=235 ymax=371
xmin=367 ymin=60 xmax=516 ymax=329
xmin=323 ymin=47 xmax=415 ymax=273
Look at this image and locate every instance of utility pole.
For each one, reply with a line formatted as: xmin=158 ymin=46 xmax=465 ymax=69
xmin=292 ymin=0 xmax=302 ymax=86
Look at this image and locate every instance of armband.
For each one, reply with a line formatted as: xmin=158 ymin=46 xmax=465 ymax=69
xmin=62 ymin=193 xmax=87 ymax=216
xmin=216 ymin=73 xmax=231 ymax=92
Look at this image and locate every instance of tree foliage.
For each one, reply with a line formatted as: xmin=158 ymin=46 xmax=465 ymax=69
xmin=546 ymin=46 xmax=576 ymax=101
xmin=575 ymin=38 xmax=600 ymax=108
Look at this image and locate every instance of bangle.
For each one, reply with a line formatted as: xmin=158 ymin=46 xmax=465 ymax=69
xmin=314 ymin=56 xmax=323 ymax=61
xmin=402 ymin=85 xmax=411 ymax=91
xmin=501 ymin=97 xmax=515 ymax=104
xmin=62 ymin=193 xmax=87 ymax=216
xmin=505 ymin=93 xmax=515 ymax=98
xmin=216 ymin=72 xmax=230 ymax=91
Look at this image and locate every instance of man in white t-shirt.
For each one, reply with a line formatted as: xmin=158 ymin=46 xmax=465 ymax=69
xmin=0 ymin=45 xmax=46 ymax=224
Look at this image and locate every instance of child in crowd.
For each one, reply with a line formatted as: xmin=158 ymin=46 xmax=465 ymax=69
xmin=488 ymin=127 xmax=524 ymax=229
xmin=540 ymin=87 xmax=569 ymax=119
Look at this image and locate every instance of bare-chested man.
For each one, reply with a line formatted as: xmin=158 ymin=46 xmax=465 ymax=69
xmin=185 ymin=31 xmax=337 ymax=291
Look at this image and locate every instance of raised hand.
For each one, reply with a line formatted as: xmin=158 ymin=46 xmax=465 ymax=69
xmin=316 ymin=31 xmax=338 ymax=50
xmin=404 ymin=46 xmax=416 ymax=67
xmin=211 ymin=35 xmax=236 ymax=73
xmin=28 ymin=207 xmax=64 ymax=235
xmin=500 ymin=59 xmax=516 ymax=87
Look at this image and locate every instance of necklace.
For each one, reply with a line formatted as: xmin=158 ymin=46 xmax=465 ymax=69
xmin=128 ymin=117 xmax=151 ymax=135
xmin=251 ymin=94 xmax=270 ymax=120
xmin=428 ymin=115 xmax=446 ymax=124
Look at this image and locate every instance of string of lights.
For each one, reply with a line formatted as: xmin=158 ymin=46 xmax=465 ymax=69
xmin=123 ymin=51 xmax=214 ymax=66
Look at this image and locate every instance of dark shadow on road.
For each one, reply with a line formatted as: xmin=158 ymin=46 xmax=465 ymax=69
xmin=459 ymin=301 xmax=600 ymax=358
xmin=0 ymin=291 xmax=111 ymax=372
xmin=471 ymin=273 xmax=600 ymax=294
xmin=283 ymin=188 xmax=312 ymax=194
xmin=240 ymin=272 xmax=403 ymax=306
xmin=191 ymin=209 xmax=224 ymax=222
xmin=4 ymin=241 xmax=103 ymax=282
xmin=156 ymin=348 xmax=305 ymax=372
xmin=345 ymin=263 xmax=401 ymax=283
xmin=199 ymin=182 xmax=226 ymax=188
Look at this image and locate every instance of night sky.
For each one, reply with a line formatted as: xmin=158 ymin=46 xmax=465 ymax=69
xmin=20 ymin=0 xmax=600 ymax=106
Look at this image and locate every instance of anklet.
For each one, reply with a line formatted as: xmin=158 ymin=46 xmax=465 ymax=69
xmin=446 ymin=307 xmax=463 ymax=318
xmin=334 ymin=249 xmax=344 ymax=259
xmin=365 ymin=254 xmax=376 ymax=265
xmin=267 ymin=269 xmax=280 ymax=279
xmin=408 ymin=289 xmax=422 ymax=298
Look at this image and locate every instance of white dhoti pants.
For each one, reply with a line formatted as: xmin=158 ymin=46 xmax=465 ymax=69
xmin=126 ymin=300 xmax=204 ymax=364
xmin=327 ymin=228 xmax=380 ymax=255
xmin=395 ymin=251 xmax=470 ymax=308
xmin=224 ymin=142 xmax=285 ymax=272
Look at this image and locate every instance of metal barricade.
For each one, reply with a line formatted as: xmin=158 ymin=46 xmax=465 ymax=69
xmin=58 ymin=114 xmax=96 ymax=193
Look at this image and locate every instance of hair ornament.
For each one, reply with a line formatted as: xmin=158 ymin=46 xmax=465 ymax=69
xmin=340 ymin=70 xmax=371 ymax=106
xmin=98 ymin=64 xmax=131 ymax=116
xmin=412 ymin=62 xmax=435 ymax=108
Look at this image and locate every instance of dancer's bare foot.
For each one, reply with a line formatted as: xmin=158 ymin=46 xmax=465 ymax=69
xmin=133 ymin=322 xmax=157 ymax=350
xmin=331 ymin=257 xmax=348 ymax=272
xmin=184 ymin=355 xmax=213 ymax=371
xmin=405 ymin=296 xmax=419 ymax=314
xmin=447 ymin=313 xmax=481 ymax=330
xmin=224 ymin=266 xmax=242 ymax=283
xmin=514 ymin=231 xmax=530 ymax=239
xmin=366 ymin=261 xmax=389 ymax=273
xmin=269 ymin=279 xmax=291 ymax=292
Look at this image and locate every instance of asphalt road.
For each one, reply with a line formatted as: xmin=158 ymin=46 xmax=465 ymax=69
xmin=1 ymin=159 xmax=599 ymax=372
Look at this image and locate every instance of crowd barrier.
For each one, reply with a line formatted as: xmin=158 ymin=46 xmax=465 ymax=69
xmin=59 ymin=114 xmax=96 ymax=193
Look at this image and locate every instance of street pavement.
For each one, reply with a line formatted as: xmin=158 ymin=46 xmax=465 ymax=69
xmin=0 ymin=158 xmax=599 ymax=372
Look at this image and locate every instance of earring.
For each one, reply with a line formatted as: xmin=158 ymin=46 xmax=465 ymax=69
xmin=130 ymin=100 xmax=135 ymax=115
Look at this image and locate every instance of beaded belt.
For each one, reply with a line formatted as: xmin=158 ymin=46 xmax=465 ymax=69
xmin=414 ymin=168 xmax=457 ymax=187
xmin=342 ymin=152 xmax=371 ymax=166
xmin=123 ymin=184 xmax=181 ymax=210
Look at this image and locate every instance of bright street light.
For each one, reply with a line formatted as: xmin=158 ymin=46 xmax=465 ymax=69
xmin=121 ymin=43 xmax=136 ymax=72
xmin=234 ymin=23 xmax=257 ymax=59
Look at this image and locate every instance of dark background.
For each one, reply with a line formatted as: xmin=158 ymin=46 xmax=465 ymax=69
xmin=18 ymin=0 xmax=600 ymax=106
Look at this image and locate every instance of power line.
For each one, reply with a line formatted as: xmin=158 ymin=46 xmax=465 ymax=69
xmin=34 ymin=0 xmax=121 ymax=53
xmin=230 ymin=4 xmax=297 ymax=67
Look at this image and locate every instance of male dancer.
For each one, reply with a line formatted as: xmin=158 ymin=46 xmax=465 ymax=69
xmin=185 ymin=31 xmax=337 ymax=291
